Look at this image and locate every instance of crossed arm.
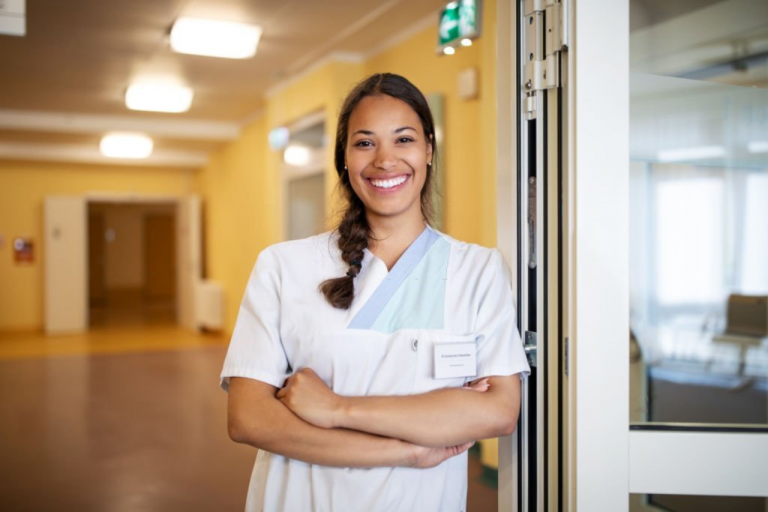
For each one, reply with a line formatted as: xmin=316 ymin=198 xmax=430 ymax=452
xmin=227 ymin=371 xmax=521 ymax=468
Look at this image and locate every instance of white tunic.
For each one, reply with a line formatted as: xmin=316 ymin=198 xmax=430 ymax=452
xmin=221 ymin=226 xmax=530 ymax=512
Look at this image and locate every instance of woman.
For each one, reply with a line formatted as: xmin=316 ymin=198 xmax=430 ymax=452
xmin=222 ymin=73 xmax=529 ymax=511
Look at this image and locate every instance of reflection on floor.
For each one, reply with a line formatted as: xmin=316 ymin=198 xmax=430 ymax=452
xmin=90 ymin=288 xmax=176 ymax=329
xmin=0 ymin=326 xmax=498 ymax=511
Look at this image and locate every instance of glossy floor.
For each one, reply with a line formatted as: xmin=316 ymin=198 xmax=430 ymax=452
xmin=0 ymin=326 xmax=496 ymax=511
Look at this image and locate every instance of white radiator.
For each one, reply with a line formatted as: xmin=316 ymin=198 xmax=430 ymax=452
xmin=195 ymin=280 xmax=224 ymax=331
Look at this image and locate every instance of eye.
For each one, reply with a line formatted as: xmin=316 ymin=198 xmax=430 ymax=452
xmin=354 ymin=140 xmax=373 ymax=147
xmin=397 ymin=137 xmax=415 ymax=144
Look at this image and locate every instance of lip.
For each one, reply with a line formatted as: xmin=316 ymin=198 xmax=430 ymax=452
xmin=365 ymin=173 xmax=411 ymax=193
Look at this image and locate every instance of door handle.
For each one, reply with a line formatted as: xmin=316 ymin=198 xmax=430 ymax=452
xmin=524 ymin=330 xmax=537 ymax=367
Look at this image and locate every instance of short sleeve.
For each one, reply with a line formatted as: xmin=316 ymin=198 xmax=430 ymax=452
xmin=474 ymin=250 xmax=531 ymax=380
xmin=220 ymin=247 xmax=290 ymax=391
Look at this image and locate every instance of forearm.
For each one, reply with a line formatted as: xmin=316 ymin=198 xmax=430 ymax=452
xmin=338 ymin=378 xmax=520 ymax=447
xmin=228 ymin=378 xmax=413 ymax=468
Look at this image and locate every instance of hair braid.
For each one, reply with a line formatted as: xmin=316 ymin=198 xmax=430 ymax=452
xmin=319 ymin=194 xmax=368 ymax=309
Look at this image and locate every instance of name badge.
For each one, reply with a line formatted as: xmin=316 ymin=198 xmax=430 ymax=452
xmin=434 ymin=341 xmax=477 ymax=379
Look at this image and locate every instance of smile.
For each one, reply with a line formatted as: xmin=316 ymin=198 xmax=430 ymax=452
xmin=369 ymin=175 xmax=409 ymax=189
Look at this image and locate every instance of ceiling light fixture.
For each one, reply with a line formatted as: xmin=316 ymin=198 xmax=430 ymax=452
xmin=657 ymin=145 xmax=726 ymax=163
xmin=443 ymin=46 xmax=456 ymax=55
xmin=283 ymin=145 xmax=311 ymax=166
xmin=100 ymin=133 xmax=154 ymax=159
xmin=125 ymin=83 xmax=194 ymax=113
xmin=460 ymin=38 xmax=473 ymax=47
xmin=170 ymin=17 xmax=262 ymax=59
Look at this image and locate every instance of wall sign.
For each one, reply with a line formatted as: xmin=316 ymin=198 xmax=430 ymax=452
xmin=437 ymin=0 xmax=481 ymax=52
xmin=13 ymin=237 xmax=34 ymax=264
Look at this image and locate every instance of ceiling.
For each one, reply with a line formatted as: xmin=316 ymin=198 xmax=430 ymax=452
xmin=0 ymin=0 xmax=445 ymax=167
xmin=1 ymin=0 xmax=765 ymax=169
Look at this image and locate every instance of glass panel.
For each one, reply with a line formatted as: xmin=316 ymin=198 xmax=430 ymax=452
xmin=287 ymin=173 xmax=325 ymax=240
xmin=629 ymin=0 xmax=768 ymax=425
xmin=631 ymin=494 xmax=768 ymax=512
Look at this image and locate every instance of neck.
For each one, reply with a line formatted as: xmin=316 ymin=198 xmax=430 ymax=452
xmin=366 ymin=209 xmax=426 ymax=270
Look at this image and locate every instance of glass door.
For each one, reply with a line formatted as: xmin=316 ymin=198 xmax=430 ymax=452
xmin=627 ymin=0 xmax=768 ymax=509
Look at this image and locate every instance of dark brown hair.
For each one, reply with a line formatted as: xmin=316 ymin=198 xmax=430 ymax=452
xmin=319 ymin=73 xmax=437 ymax=309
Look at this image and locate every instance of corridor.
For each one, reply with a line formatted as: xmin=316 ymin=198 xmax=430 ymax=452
xmin=0 ymin=328 xmax=497 ymax=511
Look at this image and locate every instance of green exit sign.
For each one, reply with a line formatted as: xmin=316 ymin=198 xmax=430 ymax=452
xmin=437 ymin=0 xmax=481 ymax=52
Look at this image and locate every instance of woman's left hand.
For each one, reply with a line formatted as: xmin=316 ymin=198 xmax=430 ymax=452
xmin=276 ymin=368 xmax=343 ymax=429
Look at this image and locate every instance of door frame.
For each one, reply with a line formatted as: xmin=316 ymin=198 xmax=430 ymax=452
xmin=44 ymin=193 xmax=201 ymax=333
xmin=565 ymin=0 xmax=631 ymax=510
xmin=496 ymin=0 xmax=631 ymax=510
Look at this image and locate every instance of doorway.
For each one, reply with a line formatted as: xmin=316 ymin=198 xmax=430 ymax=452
xmin=281 ymin=112 xmax=327 ymax=240
xmin=87 ymin=202 xmax=177 ymax=329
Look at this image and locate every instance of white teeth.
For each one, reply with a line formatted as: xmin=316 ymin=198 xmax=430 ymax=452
xmin=370 ymin=175 xmax=408 ymax=189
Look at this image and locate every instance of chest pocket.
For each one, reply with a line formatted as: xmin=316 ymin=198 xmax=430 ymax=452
xmin=412 ymin=331 xmax=477 ymax=394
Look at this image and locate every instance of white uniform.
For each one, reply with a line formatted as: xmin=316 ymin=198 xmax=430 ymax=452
xmin=221 ymin=226 xmax=530 ymax=512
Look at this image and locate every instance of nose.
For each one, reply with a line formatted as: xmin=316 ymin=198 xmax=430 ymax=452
xmin=373 ymin=145 xmax=397 ymax=170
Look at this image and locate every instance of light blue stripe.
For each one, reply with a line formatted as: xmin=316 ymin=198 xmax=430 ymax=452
xmin=370 ymin=237 xmax=449 ymax=333
xmin=348 ymin=226 xmax=440 ymax=330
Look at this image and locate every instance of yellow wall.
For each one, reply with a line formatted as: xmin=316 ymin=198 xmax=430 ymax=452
xmin=0 ymin=161 xmax=193 ymax=331
xmin=195 ymin=117 xmax=278 ymax=334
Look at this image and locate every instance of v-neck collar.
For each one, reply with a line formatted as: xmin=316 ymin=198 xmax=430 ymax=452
xmin=349 ymin=225 xmax=440 ymax=329
xmin=364 ymin=225 xmax=435 ymax=275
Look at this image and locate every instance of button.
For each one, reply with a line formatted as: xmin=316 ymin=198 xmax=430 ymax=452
xmin=411 ymin=339 xmax=419 ymax=351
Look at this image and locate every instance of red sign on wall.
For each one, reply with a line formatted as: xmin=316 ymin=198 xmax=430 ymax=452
xmin=13 ymin=237 xmax=34 ymax=264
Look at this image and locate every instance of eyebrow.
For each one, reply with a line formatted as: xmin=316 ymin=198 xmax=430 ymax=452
xmin=351 ymin=126 xmax=418 ymax=137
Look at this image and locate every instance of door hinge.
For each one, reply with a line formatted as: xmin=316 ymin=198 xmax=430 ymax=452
xmin=523 ymin=0 xmax=565 ymax=119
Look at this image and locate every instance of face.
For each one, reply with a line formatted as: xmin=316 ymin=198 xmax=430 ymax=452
xmin=345 ymin=94 xmax=432 ymax=225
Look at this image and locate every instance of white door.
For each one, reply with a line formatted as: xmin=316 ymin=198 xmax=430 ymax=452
xmin=45 ymin=196 xmax=88 ymax=334
xmin=176 ymin=195 xmax=202 ymax=330
xmin=500 ymin=1 xmax=767 ymax=510
xmin=565 ymin=0 xmax=768 ymax=510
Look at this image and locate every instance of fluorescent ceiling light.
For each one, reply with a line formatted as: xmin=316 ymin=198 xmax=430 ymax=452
xmin=283 ymin=145 xmax=311 ymax=166
xmin=171 ymin=17 xmax=262 ymax=59
xmin=443 ymin=46 xmax=456 ymax=55
xmin=657 ymin=145 xmax=725 ymax=163
xmin=100 ymin=133 xmax=153 ymax=159
xmin=125 ymin=83 xmax=193 ymax=113
xmin=748 ymin=141 xmax=768 ymax=154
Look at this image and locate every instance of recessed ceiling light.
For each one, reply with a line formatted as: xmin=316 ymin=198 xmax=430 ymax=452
xmin=171 ymin=17 xmax=262 ymax=59
xmin=460 ymin=38 xmax=473 ymax=47
xmin=443 ymin=46 xmax=456 ymax=55
xmin=125 ymin=83 xmax=194 ymax=113
xmin=657 ymin=145 xmax=726 ymax=163
xmin=100 ymin=133 xmax=154 ymax=159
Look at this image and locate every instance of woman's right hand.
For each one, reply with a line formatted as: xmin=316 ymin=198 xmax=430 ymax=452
xmin=408 ymin=441 xmax=475 ymax=469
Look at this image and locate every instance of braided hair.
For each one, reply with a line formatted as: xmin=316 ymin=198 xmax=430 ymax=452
xmin=319 ymin=73 xmax=437 ymax=309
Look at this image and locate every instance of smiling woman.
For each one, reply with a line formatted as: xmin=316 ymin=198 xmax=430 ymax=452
xmin=221 ymin=73 xmax=529 ymax=512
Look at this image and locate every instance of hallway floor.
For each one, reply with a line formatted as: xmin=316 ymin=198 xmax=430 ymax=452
xmin=0 ymin=327 xmax=496 ymax=511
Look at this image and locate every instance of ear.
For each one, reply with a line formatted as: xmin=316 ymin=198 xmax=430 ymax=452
xmin=427 ymin=134 xmax=434 ymax=165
